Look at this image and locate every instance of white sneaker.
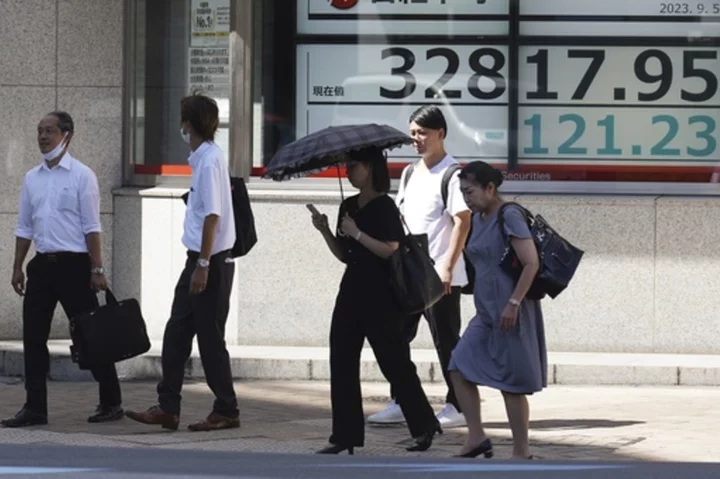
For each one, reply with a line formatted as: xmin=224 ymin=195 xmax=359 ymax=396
xmin=366 ymin=400 xmax=406 ymax=424
xmin=436 ymin=403 xmax=467 ymax=428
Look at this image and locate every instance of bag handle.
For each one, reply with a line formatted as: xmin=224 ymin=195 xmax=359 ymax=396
xmin=497 ymin=202 xmax=532 ymax=244
xmin=396 ymin=203 xmax=416 ymax=237
xmin=104 ymin=288 xmax=119 ymax=306
xmin=399 ymin=212 xmax=413 ymax=236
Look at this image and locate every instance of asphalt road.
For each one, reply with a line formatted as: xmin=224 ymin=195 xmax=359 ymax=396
xmin=0 ymin=445 xmax=718 ymax=479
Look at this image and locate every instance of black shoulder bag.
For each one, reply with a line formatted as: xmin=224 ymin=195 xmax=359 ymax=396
xmin=388 ymin=204 xmax=445 ymax=315
xmin=400 ymin=162 xmax=475 ymax=296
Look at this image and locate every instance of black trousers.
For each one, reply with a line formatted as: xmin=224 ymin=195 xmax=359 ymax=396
xmin=393 ymin=287 xmax=462 ymax=411
xmin=23 ymin=253 xmax=121 ymax=416
xmin=157 ymin=250 xmax=238 ymax=418
xmin=329 ymin=275 xmax=437 ymax=447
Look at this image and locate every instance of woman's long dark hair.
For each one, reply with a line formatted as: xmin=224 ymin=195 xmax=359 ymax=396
xmin=347 ymin=147 xmax=391 ymax=194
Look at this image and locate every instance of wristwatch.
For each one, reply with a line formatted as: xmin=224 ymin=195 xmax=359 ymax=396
xmin=197 ymin=258 xmax=210 ymax=269
xmin=91 ymin=266 xmax=105 ymax=276
xmin=508 ymin=298 xmax=521 ymax=307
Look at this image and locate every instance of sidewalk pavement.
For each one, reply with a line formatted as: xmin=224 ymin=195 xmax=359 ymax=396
xmin=0 ymin=378 xmax=717 ymax=462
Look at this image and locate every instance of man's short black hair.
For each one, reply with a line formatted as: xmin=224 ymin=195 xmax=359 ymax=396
xmin=409 ymin=105 xmax=448 ymax=138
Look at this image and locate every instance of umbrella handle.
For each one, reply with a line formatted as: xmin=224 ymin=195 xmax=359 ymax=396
xmin=336 ymin=164 xmax=345 ymax=201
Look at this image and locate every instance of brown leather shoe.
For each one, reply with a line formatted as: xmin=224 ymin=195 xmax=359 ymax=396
xmin=187 ymin=412 xmax=240 ymax=432
xmin=125 ymin=405 xmax=179 ymax=431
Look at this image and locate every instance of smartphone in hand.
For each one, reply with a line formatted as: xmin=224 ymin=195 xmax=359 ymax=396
xmin=306 ymin=204 xmax=321 ymax=216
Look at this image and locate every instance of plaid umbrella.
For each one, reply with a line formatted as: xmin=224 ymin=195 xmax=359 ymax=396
xmin=262 ymin=123 xmax=413 ymax=181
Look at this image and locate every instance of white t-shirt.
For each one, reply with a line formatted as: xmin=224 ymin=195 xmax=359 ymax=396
xmin=396 ymin=155 xmax=470 ymax=287
xmin=181 ymin=141 xmax=236 ymax=255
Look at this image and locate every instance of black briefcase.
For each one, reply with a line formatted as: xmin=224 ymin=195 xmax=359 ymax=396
xmin=69 ymin=289 xmax=151 ymax=370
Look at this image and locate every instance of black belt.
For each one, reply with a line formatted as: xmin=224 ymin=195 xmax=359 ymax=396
xmin=37 ymin=252 xmax=88 ymax=262
xmin=187 ymin=249 xmax=231 ymax=260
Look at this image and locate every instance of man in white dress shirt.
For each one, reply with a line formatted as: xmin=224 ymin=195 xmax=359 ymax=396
xmin=368 ymin=106 xmax=471 ymax=428
xmin=126 ymin=94 xmax=239 ymax=432
xmin=1 ymin=112 xmax=122 ymax=428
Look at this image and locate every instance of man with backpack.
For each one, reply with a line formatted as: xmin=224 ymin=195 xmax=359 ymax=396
xmin=126 ymin=94 xmax=255 ymax=432
xmin=367 ymin=106 xmax=472 ymax=428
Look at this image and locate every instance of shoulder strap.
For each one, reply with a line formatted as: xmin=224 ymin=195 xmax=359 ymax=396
xmin=497 ymin=202 xmax=532 ymax=242
xmin=441 ymin=163 xmax=461 ymax=211
xmin=403 ymin=162 xmax=416 ymax=189
xmin=400 ymin=161 xmax=459 ymax=210
xmin=398 ymin=162 xmax=417 ymax=206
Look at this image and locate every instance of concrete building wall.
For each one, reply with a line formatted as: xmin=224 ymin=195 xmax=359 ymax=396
xmin=112 ymin=187 xmax=720 ymax=355
xmin=0 ymin=0 xmax=124 ymax=338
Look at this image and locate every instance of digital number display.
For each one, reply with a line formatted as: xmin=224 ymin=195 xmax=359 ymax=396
xmin=519 ymin=46 xmax=719 ymax=164
xmin=520 ymin=47 xmax=719 ymax=104
xmin=296 ymin=44 xmax=509 ymax=162
xmin=292 ymin=0 xmax=720 ymax=182
xmin=377 ymin=46 xmax=508 ymax=102
xmin=521 ymin=110 xmax=716 ymax=161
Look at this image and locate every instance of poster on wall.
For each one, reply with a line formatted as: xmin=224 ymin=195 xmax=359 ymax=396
xmin=296 ymin=44 xmax=510 ymax=164
xmin=188 ymin=0 xmax=230 ymax=121
xmin=190 ymin=0 xmax=230 ymax=46
xmin=517 ymin=45 xmax=719 ymax=173
xmin=297 ymin=0 xmax=509 ymax=36
xmin=520 ymin=0 xmax=720 ymax=36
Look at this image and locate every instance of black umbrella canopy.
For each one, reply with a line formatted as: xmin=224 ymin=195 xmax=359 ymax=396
xmin=262 ymin=123 xmax=413 ymax=181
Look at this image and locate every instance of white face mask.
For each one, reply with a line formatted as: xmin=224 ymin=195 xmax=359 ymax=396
xmin=42 ymin=134 xmax=69 ymax=162
xmin=180 ymin=127 xmax=191 ymax=144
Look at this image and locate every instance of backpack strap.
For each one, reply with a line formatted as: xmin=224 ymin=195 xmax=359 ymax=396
xmin=440 ymin=163 xmax=461 ymax=211
xmin=398 ymin=162 xmax=417 ymax=206
xmin=403 ymin=162 xmax=416 ymax=189
xmin=400 ymin=161 xmax=460 ymax=212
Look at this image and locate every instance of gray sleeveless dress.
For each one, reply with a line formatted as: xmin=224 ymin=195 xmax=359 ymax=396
xmin=448 ymin=205 xmax=548 ymax=394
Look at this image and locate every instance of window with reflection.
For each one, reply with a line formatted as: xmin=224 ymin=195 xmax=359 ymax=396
xmin=130 ymin=0 xmax=231 ymax=174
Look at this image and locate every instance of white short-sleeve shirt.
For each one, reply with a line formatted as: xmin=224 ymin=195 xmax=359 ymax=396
xmin=15 ymin=153 xmax=101 ymax=254
xmin=181 ymin=141 xmax=236 ymax=255
xmin=396 ymin=155 xmax=470 ymax=286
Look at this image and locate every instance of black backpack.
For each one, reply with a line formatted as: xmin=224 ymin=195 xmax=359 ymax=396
xmin=400 ymin=162 xmax=475 ymax=295
xmin=181 ymin=176 xmax=257 ymax=258
xmin=229 ymin=176 xmax=257 ymax=258
xmin=497 ymin=202 xmax=584 ymax=300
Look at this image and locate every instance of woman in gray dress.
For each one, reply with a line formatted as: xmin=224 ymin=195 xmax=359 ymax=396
xmin=448 ymin=161 xmax=547 ymax=460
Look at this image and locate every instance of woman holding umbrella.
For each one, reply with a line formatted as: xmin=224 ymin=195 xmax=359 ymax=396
xmin=309 ymin=147 xmax=441 ymax=455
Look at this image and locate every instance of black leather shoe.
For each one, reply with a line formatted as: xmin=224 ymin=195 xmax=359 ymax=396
xmin=88 ymin=405 xmax=124 ymax=423
xmin=1 ymin=408 xmax=48 ymax=428
xmin=453 ymin=438 xmax=494 ymax=458
xmin=407 ymin=423 xmax=443 ymax=452
xmin=316 ymin=444 xmax=354 ymax=455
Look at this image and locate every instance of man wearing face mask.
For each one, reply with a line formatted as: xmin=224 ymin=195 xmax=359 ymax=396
xmin=1 ymin=112 xmax=122 ymax=428
xmin=125 ymin=94 xmax=238 ymax=432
